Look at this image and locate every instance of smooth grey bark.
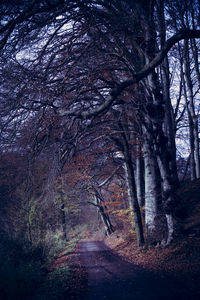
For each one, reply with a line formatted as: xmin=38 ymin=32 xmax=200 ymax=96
xmin=117 ymin=121 xmax=144 ymax=246
xmin=153 ymin=15 xmax=178 ymax=240
xmin=153 ymin=118 xmax=178 ymax=245
xmin=123 ymin=157 xmax=144 ymax=246
xmin=143 ymin=139 xmax=159 ymax=242
xmin=156 ymin=155 xmax=176 ymax=245
xmin=135 ymin=142 xmax=145 ymax=208
xmin=123 ymin=161 xmax=135 ymax=227
xmin=142 ymin=117 xmax=174 ymax=245
xmin=140 ymin=5 xmax=176 ymax=245
xmin=111 ymin=110 xmax=145 ymax=246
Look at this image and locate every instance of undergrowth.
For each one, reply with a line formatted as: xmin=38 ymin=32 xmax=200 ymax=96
xmin=0 ymin=230 xmax=78 ymax=300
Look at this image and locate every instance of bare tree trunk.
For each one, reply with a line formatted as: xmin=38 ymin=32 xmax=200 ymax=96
xmin=123 ymin=158 xmax=145 ymax=246
xmin=190 ymin=2 xmax=200 ymax=87
xmin=94 ymin=195 xmax=114 ymax=236
xmin=59 ymin=176 xmax=68 ymax=240
xmin=156 ymin=0 xmax=178 ymax=185
xmin=156 ymin=154 xmax=176 ymax=245
xmin=142 ymin=62 xmax=176 ymax=245
xmin=139 ymin=2 xmax=177 ymax=245
xmin=117 ymin=121 xmax=144 ymax=246
xmin=191 ymin=38 xmax=200 ymax=86
xmin=136 ymin=142 xmax=145 ymax=208
xmin=111 ymin=114 xmax=145 ymax=246
xmin=183 ymin=38 xmax=200 ymax=179
xmin=194 ymin=121 xmax=200 ymax=178
xmin=187 ymin=108 xmax=197 ymax=180
xmin=144 ymin=68 xmax=177 ymax=245
xmin=61 ymin=201 xmax=67 ymax=241
xmin=143 ymin=140 xmax=159 ymax=242
xmin=124 ymin=162 xmax=134 ymax=219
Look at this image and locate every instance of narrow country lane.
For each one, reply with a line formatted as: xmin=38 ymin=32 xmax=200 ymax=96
xmin=78 ymin=241 xmax=192 ymax=300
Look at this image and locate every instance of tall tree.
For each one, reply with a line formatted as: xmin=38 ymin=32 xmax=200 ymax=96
xmin=1 ymin=0 xmax=200 ymax=246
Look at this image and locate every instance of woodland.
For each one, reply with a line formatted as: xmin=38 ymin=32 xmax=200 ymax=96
xmin=0 ymin=0 xmax=200 ymax=299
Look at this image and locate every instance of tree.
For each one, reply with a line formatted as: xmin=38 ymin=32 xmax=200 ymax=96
xmin=1 ymin=0 xmax=200 ymax=246
xmin=166 ymin=0 xmax=200 ymax=181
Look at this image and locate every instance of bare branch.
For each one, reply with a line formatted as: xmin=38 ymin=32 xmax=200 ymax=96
xmin=58 ymin=29 xmax=200 ymax=119
xmin=98 ymin=165 xmax=122 ymax=187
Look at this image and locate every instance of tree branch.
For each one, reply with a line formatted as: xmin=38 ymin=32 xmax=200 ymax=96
xmin=98 ymin=165 xmax=122 ymax=187
xmin=58 ymin=29 xmax=200 ymax=119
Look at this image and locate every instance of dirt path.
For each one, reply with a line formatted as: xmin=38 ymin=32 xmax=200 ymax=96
xmin=78 ymin=241 xmax=193 ymax=300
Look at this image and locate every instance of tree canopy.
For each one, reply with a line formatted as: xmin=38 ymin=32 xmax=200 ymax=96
xmin=1 ymin=0 xmax=200 ymax=249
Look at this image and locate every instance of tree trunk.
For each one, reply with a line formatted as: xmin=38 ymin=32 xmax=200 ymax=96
xmin=156 ymin=0 xmax=178 ymax=185
xmin=191 ymin=38 xmax=200 ymax=86
xmin=112 ymin=117 xmax=145 ymax=246
xmin=156 ymin=153 xmax=176 ymax=245
xmin=94 ymin=195 xmax=114 ymax=236
xmin=135 ymin=142 xmax=145 ymax=207
xmin=139 ymin=1 xmax=177 ymax=245
xmin=183 ymin=38 xmax=200 ymax=179
xmin=123 ymin=158 xmax=144 ymax=246
xmin=142 ymin=131 xmax=166 ymax=245
xmin=142 ymin=58 xmax=177 ymax=245
xmin=61 ymin=202 xmax=67 ymax=241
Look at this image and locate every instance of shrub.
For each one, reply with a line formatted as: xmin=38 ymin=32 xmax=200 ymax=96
xmin=0 ymin=229 xmax=72 ymax=299
xmin=42 ymin=229 xmax=66 ymax=261
xmin=0 ymin=233 xmax=46 ymax=300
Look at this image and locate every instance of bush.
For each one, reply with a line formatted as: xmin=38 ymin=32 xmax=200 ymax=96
xmin=42 ymin=229 xmax=66 ymax=261
xmin=0 ymin=233 xmax=46 ymax=300
xmin=0 ymin=229 xmax=72 ymax=299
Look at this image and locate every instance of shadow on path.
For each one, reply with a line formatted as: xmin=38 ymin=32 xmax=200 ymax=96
xmin=75 ymin=241 xmax=193 ymax=300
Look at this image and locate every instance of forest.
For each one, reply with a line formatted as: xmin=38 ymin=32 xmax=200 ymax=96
xmin=0 ymin=0 xmax=200 ymax=299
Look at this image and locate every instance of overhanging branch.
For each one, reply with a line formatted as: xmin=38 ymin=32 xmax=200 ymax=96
xmin=98 ymin=165 xmax=122 ymax=187
xmin=58 ymin=29 xmax=200 ymax=119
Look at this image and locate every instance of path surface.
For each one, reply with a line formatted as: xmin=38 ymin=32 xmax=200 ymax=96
xmin=78 ymin=241 xmax=192 ymax=300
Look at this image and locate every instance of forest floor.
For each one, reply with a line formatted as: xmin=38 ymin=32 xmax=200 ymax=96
xmin=49 ymin=239 xmax=200 ymax=300
xmin=104 ymin=179 xmax=200 ymax=300
xmin=104 ymin=232 xmax=200 ymax=300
